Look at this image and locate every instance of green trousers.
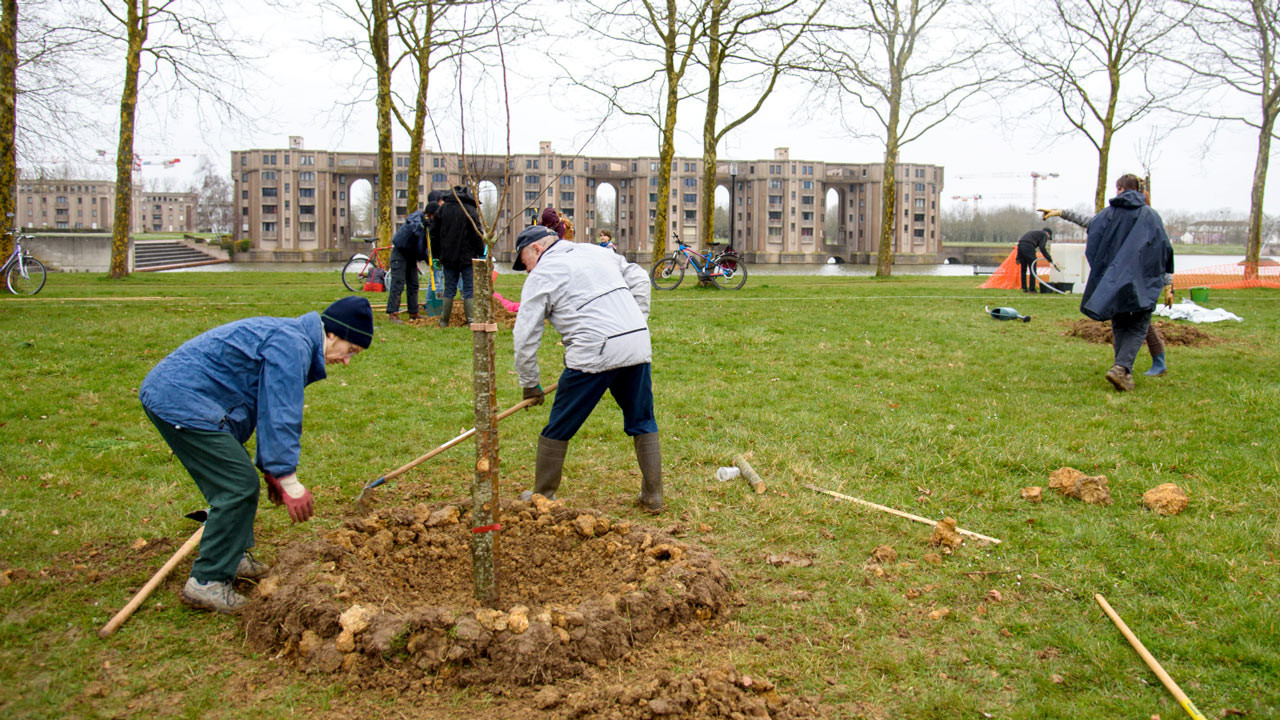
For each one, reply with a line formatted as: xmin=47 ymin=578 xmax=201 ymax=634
xmin=144 ymin=408 xmax=259 ymax=583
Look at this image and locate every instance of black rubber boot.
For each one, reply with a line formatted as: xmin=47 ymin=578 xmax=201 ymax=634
xmin=438 ymin=298 xmax=454 ymax=327
xmin=633 ymin=432 xmax=663 ymax=513
xmin=519 ymin=435 xmax=567 ymax=502
xmin=463 ymin=298 xmax=475 ymax=324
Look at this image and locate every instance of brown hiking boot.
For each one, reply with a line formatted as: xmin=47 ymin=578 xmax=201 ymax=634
xmin=1105 ymin=365 xmax=1134 ymax=392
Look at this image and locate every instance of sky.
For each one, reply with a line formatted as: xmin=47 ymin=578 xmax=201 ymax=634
xmin=40 ymin=0 xmax=1275 ymax=219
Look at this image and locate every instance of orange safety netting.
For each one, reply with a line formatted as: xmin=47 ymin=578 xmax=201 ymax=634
xmin=1172 ymin=261 xmax=1280 ymax=290
xmin=978 ymin=248 xmax=1050 ymax=289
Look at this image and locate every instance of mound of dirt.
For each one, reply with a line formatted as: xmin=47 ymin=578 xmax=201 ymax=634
xmin=927 ymin=518 xmax=963 ymax=552
xmin=548 ymin=666 xmax=823 ymax=719
xmin=1063 ymin=319 xmax=1221 ymax=347
xmin=1048 ymin=467 xmax=1112 ymax=505
xmin=406 ymin=295 xmax=519 ymax=329
xmin=1143 ymin=483 xmax=1189 ymax=516
xmin=242 ymin=498 xmax=734 ymax=687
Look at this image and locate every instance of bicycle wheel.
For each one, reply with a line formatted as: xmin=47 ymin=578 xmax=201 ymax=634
xmin=711 ymin=255 xmax=747 ymax=290
xmin=650 ymin=257 xmax=684 ymax=290
xmin=7 ymin=255 xmax=47 ymax=295
xmin=342 ymin=257 xmax=371 ymax=292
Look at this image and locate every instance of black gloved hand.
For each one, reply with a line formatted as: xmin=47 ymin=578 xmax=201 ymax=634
xmin=522 ymin=385 xmax=545 ymax=406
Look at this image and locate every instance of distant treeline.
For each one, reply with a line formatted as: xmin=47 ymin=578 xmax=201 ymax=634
xmin=942 ymin=205 xmax=1280 ymax=247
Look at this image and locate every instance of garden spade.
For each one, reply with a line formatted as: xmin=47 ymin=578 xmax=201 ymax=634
xmin=99 ymin=509 xmax=207 ymax=637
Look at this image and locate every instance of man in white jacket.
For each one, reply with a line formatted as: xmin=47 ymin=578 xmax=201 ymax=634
xmin=511 ymin=225 xmax=662 ymax=512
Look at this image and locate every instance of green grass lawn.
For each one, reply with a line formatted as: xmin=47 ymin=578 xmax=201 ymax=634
xmin=1 ymin=271 xmax=1278 ymax=718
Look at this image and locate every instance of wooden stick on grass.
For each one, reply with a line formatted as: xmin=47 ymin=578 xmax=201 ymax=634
xmin=803 ymin=483 xmax=1002 ymax=544
xmin=732 ymin=455 xmax=767 ymax=494
xmin=1094 ymin=593 xmax=1209 ymax=720
xmin=99 ymin=526 xmax=204 ymax=637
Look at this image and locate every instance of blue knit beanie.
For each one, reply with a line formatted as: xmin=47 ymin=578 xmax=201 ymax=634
xmin=321 ymin=296 xmax=374 ymax=348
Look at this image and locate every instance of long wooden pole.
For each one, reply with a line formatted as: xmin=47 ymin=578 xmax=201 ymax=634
xmin=356 ymin=381 xmax=557 ymax=502
xmin=99 ymin=526 xmax=204 ymax=637
xmin=803 ymin=483 xmax=1002 ymax=544
xmin=470 ymin=258 xmax=499 ymax=606
xmin=1094 ymin=594 xmax=1208 ymax=720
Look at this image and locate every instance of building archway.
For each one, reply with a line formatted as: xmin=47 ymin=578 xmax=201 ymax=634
xmin=713 ymin=185 xmax=730 ymax=242
xmin=824 ymin=187 xmax=841 ymax=246
xmin=477 ymin=180 xmax=499 ymax=228
xmin=594 ymin=182 xmax=617 ymax=242
xmin=346 ymin=178 xmax=375 ymax=242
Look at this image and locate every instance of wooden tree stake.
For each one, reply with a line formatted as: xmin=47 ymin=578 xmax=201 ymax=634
xmin=732 ymin=455 xmax=767 ymax=494
xmin=469 ymin=258 xmax=499 ymax=606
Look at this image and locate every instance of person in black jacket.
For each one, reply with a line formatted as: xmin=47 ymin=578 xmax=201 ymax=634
xmin=1016 ymin=227 xmax=1060 ymax=293
xmin=430 ymin=186 xmax=485 ymax=327
xmin=386 ymin=190 xmax=444 ymax=324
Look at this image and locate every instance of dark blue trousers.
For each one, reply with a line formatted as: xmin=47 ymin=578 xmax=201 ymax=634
xmin=542 ymin=364 xmax=658 ymax=441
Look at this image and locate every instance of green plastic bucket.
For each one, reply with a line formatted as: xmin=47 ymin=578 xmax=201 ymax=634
xmin=1189 ymin=287 xmax=1209 ymax=303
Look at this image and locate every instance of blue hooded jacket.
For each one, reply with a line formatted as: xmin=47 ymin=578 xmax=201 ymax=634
xmin=1080 ymin=190 xmax=1174 ymax=321
xmin=139 ymin=312 xmax=327 ymax=478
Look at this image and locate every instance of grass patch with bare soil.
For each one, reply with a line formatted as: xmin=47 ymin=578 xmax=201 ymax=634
xmin=1 ymin=272 xmax=1278 ymax=718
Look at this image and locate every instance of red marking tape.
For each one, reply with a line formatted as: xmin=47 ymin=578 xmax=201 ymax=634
xmin=471 ymin=523 xmax=502 ymax=534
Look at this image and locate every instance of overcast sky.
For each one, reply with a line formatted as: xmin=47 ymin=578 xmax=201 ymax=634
xmin=47 ymin=0 xmax=1275 ymax=218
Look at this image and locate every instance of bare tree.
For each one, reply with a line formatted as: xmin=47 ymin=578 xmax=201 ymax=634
xmin=390 ymin=0 xmax=519 ymax=215
xmin=1 ymin=0 xmax=15 ymax=255
xmin=697 ymin=0 xmax=823 ymax=251
xmin=1169 ymin=0 xmax=1279 ymax=270
xmin=564 ymin=0 xmax=712 ymax=260
xmin=81 ymin=0 xmax=248 ymax=278
xmin=990 ymin=0 xmax=1193 ymax=211
xmin=191 ymin=156 xmax=231 ymax=234
xmin=813 ymin=0 xmax=995 ymax=276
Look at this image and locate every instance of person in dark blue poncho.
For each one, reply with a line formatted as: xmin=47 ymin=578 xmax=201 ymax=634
xmin=1076 ymin=174 xmax=1174 ymax=391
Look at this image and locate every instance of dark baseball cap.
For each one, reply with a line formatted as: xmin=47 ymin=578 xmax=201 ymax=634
xmin=512 ymin=225 xmax=557 ymax=271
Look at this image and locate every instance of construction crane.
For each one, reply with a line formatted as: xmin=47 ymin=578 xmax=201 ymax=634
xmin=951 ymin=194 xmax=983 ymax=217
xmin=1030 ymin=171 xmax=1059 ymax=210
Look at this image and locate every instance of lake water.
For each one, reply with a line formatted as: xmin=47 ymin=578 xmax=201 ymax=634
xmin=164 ymin=254 xmax=1275 ymax=276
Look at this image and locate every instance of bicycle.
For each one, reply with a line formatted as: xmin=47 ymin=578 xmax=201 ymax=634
xmin=650 ymin=236 xmax=747 ymax=290
xmin=341 ymin=238 xmax=391 ymax=293
xmin=2 ymin=220 xmax=48 ymax=296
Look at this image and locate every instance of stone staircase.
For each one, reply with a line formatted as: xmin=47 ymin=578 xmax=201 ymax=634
xmin=134 ymin=240 xmax=228 ymax=271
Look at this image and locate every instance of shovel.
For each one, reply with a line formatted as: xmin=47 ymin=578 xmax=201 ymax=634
xmin=422 ymin=246 xmax=443 ymax=318
xmin=357 ymin=382 xmax=558 ymax=507
xmin=99 ymin=509 xmax=208 ymax=637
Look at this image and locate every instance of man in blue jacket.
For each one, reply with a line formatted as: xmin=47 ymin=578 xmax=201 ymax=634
xmin=1078 ymin=174 xmax=1173 ymax=391
xmin=139 ymin=296 xmax=374 ymax=613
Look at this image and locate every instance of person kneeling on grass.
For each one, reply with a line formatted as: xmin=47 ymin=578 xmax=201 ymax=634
xmin=510 ymin=225 xmax=663 ymax=512
xmin=138 ymin=296 xmax=373 ymax=613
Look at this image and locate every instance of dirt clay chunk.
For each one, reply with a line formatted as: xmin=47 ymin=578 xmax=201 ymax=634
xmin=928 ymin=517 xmax=964 ymax=552
xmin=1048 ymin=467 xmax=1112 ymax=506
xmin=1143 ymin=483 xmax=1189 ymax=516
xmin=241 ymin=499 xmax=734 ymax=687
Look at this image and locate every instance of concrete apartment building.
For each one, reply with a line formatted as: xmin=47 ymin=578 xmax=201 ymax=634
xmin=232 ymin=137 xmax=944 ymax=264
xmin=15 ymin=176 xmax=198 ymax=233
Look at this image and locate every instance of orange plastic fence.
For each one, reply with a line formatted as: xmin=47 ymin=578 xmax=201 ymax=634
xmin=978 ymin=248 xmax=1050 ymax=290
xmin=1172 ymin=261 xmax=1280 ymax=290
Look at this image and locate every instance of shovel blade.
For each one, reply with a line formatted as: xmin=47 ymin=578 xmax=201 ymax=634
xmin=185 ymin=509 xmax=209 ymax=523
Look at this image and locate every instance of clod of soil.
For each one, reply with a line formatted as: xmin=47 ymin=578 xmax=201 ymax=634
xmin=928 ymin=517 xmax=963 ymax=552
xmin=1143 ymin=483 xmax=1189 ymax=516
xmin=1064 ymin=319 xmax=1221 ymax=347
xmin=406 ymin=295 xmax=519 ymax=330
xmin=555 ymin=666 xmax=823 ymax=719
xmin=1049 ymin=467 xmax=1113 ymax=506
xmin=242 ymin=499 xmax=734 ymax=687
xmin=869 ymin=545 xmax=898 ymax=564
xmin=1021 ymin=486 xmax=1043 ymax=503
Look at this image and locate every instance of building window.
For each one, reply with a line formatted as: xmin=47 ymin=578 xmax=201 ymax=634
xmin=768 ymin=195 xmax=782 ymax=205
xmin=525 ymin=175 xmax=540 ymax=185
xmin=560 ymin=175 xmax=574 ymax=185
xmin=300 ymin=222 xmax=316 ymax=232
xmin=299 ymin=205 xmax=315 ymax=215
xmin=300 ymin=188 xmax=315 ymax=198
xmin=395 ymin=172 xmax=407 ymax=182
xmin=262 ymin=205 xmax=277 ymax=214
xmin=801 ymin=227 xmax=814 ymax=236
xmin=263 ymin=222 xmax=277 ymax=232
xmin=915 ymin=183 xmax=925 ymax=191
xmin=683 ymin=193 xmax=697 ymax=203
xmin=561 ymin=191 xmax=574 ymax=202
xmin=299 ymin=172 xmax=315 ymax=182
xmin=801 ymin=196 xmax=814 ymax=205
xmin=432 ymin=173 xmax=447 ymax=183
xmin=525 ymin=191 xmax=540 ymax=201
xmin=261 ymin=188 xmax=277 ymax=198
xmin=801 ymin=180 xmax=813 ymax=190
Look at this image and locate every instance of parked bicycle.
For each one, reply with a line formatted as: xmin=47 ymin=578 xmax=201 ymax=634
xmin=3 ymin=218 xmax=48 ymax=296
xmin=650 ymin=236 xmax=747 ymax=290
xmin=341 ymin=238 xmax=391 ymax=293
